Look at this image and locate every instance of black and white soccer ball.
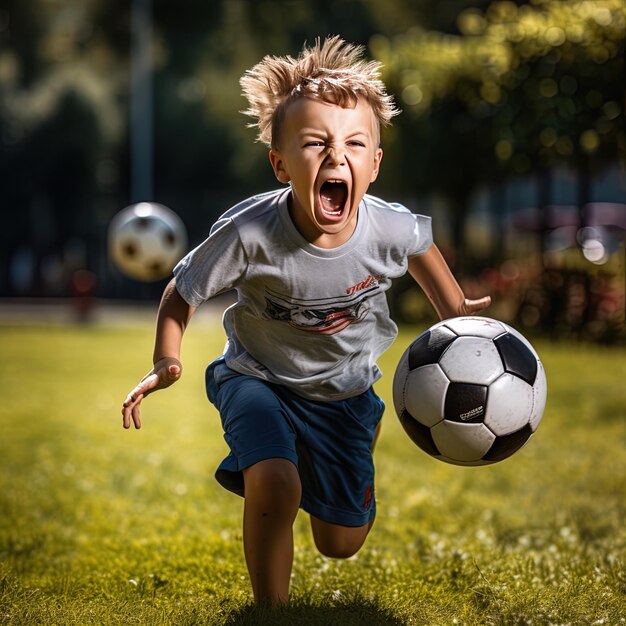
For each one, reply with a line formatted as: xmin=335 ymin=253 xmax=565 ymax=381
xmin=108 ymin=203 xmax=187 ymax=282
xmin=393 ymin=316 xmax=547 ymax=466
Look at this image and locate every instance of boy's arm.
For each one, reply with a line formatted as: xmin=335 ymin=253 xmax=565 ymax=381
xmin=121 ymin=279 xmax=196 ymax=429
xmin=407 ymin=245 xmax=491 ymax=320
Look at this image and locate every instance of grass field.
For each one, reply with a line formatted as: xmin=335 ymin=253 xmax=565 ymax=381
xmin=0 ymin=311 xmax=625 ymax=625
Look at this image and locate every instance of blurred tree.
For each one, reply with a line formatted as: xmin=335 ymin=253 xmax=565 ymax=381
xmin=373 ymin=0 xmax=625 ymax=263
xmin=0 ymin=0 xmax=128 ymax=295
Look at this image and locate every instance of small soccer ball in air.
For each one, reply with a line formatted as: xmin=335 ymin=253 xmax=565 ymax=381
xmin=108 ymin=202 xmax=187 ymax=282
xmin=393 ymin=316 xmax=547 ymax=466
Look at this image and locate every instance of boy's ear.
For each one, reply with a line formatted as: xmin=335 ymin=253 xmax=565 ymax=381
xmin=269 ymin=150 xmax=291 ymax=184
xmin=370 ymin=147 xmax=383 ymax=183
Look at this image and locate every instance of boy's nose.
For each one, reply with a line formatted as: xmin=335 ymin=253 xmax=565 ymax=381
xmin=325 ymin=146 xmax=346 ymax=166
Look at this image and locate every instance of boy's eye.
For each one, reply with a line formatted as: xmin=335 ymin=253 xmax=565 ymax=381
xmin=348 ymin=141 xmax=365 ymax=147
xmin=304 ymin=141 xmax=325 ymax=147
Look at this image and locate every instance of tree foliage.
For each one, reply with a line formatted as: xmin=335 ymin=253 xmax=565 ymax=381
xmin=373 ymin=0 xmax=625 ymax=200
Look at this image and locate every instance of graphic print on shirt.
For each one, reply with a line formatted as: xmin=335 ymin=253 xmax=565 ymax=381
xmin=263 ymin=275 xmax=384 ymax=335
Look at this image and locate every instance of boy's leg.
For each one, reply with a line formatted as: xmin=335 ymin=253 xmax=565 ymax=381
xmin=242 ymin=458 xmax=302 ymax=606
xmin=309 ymin=410 xmax=381 ymax=559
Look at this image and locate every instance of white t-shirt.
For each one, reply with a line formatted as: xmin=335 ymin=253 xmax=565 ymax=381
xmin=174 ymin=187 xmax=432 ymax=400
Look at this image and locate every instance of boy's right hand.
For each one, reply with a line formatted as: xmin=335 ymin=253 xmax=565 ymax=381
xmin=121 ymin=357 xmax=182 ymax=429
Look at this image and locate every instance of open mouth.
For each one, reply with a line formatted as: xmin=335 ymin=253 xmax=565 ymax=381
xmin=319 ymin=180 xmax=348 ymax=217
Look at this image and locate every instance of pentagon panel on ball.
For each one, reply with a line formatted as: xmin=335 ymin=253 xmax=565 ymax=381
xmin=392 ymin=316 xmax=547 ymax=466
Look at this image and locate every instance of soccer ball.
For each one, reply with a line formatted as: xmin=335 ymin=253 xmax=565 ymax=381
xmin=108 ymin=202 xmax=187 ymax=282
xmin=392 ymin=316 xmax=547 ymax=466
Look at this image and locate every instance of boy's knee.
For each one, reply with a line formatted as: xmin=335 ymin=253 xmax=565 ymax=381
xmin=317 ymin=540 xmax=361 ymax=559
xmin=313 ymin=533 xmax=365 ymax=559
xmin=243 ymin=458 xmax=301 ymax=503
xmin=310 ymin=519 xmax=370 ymax=559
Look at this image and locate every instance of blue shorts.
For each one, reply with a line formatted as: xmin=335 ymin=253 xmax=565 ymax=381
xmin=205 ymin=357 xmax=385 ymax=527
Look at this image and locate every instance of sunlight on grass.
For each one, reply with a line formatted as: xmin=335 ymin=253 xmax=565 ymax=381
xmin=0 ymin=317 xmax=624 ymax=624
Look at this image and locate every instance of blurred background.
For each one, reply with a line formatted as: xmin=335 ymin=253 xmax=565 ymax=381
xmin=0 ymin=0 xmax=624 ymax=343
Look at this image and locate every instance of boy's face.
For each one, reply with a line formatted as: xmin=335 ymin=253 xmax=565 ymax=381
xmin=269 ymin=97 xmax=383 ymax=248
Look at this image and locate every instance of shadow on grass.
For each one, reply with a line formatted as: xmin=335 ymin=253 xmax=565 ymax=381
xmin=223 ymin=598 xmax=407 ymax=625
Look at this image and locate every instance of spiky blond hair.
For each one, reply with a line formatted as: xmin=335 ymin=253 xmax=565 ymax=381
xmin=240 ymin=35 xmax=400 ymax=147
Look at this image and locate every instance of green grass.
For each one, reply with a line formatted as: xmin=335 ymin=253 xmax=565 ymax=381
xmin=0 ymin=314 xmax=625 ymax=625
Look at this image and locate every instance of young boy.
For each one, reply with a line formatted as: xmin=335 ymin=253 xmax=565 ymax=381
xmin=121 ymin=36 xmax=490 ymax=606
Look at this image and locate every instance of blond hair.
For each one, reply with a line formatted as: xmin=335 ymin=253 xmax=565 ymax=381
xmin=240 ymin=35 xmax=400 ymax=147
